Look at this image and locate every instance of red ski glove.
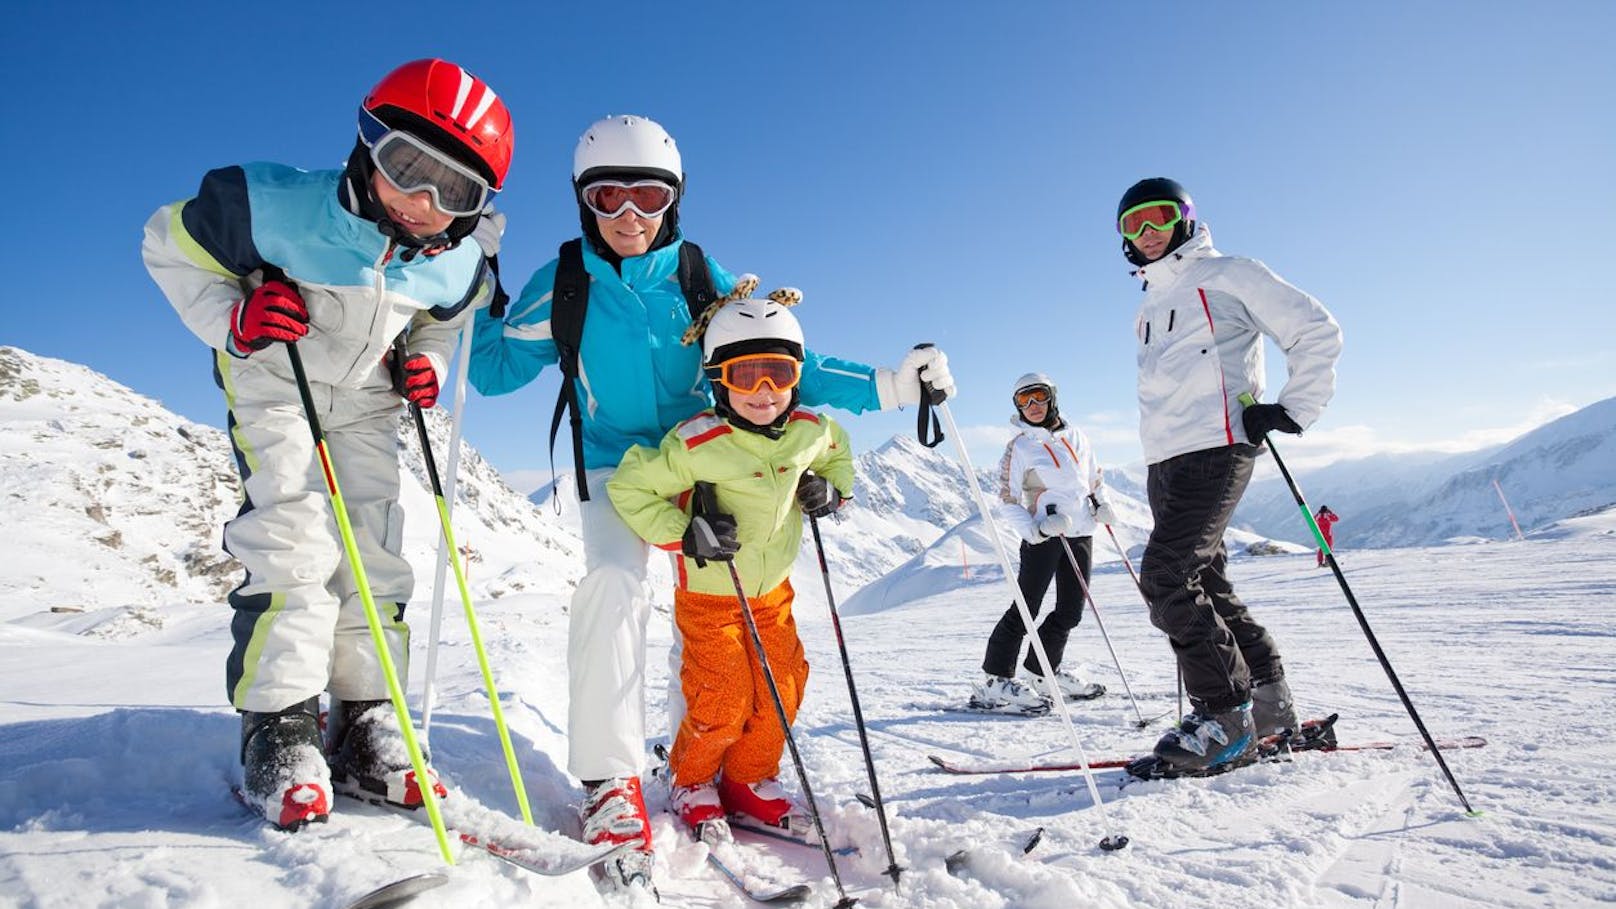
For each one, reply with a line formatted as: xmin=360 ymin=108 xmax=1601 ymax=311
xmin=391 ymin=352 xmax=440 ymax=409
xmin=229 ymin=280 xmax=308 ymax=355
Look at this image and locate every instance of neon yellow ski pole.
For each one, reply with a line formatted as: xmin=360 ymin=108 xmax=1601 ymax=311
xmin=396 ymin=339 xmax=532 ymax=825
xmin=287 ymin=341 xmax=455 ymax=864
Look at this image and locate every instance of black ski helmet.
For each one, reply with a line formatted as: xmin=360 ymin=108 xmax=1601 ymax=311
xmin=1117 ymin=177 xmax=1196 ymax=267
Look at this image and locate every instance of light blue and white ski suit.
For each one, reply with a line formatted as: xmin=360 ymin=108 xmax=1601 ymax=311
xmin=144 ymin=162 xmax=491 ymax=712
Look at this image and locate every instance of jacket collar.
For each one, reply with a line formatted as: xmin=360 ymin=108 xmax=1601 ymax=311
xmin=1132 ymin=223 xmax=1218 ymax=290
xmin=582 ymin=228 xmax=685 ymax=290
xmin=1010 ymin=416 xmax=1063 ymax=440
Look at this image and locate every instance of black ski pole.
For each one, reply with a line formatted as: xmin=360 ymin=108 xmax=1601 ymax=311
xmin=723 ymin=561 xmax=857 ymax=908
xmin=699 ymin=484 xmax=857 ymax=907
xmin=1239 ymin=393 xmax=1479 ymax=816
xmin=808 ymin=512 xmax=903 ymax=889
xmin=1045 ymin=505 xmax=1150 ymax=728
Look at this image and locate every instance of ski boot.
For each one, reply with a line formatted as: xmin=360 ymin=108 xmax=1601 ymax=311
xmin=239 ymin=696 xmax=330 ymax=831
xmin=1024 ymin=667 xmax=1107 ymax=702
xmin=325 ymin=699 xmax=444 ymax=809
xmin=968 ymin=675 xmax=1052 ymax=715
xmin=718 ymin=775 xmax=806 ymax=832
xmin=670 ymin=778 xmax=727 ymax=834
xmin=581 ymin=776 xmax=656 ymax=895
xmin=1252 ymin=676 xmax=1299 ymax=742
xmin=1130 ymin=701 xmax=1257 ymax=780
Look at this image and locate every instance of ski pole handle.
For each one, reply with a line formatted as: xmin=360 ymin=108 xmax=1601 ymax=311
xmin=912 ymin=343 xmax=945 ymax=448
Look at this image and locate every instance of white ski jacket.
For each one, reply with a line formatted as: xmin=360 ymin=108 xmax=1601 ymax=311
xmin=1132 ymin=224 xmax=1343 ymax=465
xmin=996 ymin=418 xmax=1108 ymax=542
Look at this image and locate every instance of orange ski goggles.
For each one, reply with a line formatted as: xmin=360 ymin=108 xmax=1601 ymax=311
xmin=712 ymin=353 xmax=801 ymax=394
xmin=1014 ymin=385 xmax=1053 ymax=408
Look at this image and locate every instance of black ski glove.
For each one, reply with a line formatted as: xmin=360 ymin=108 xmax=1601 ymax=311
xmin=1241 ymin=402 xmax=1302 ymax=441
xmin=682 ymin=513 xmax=740 ymax=566
xmin=796 ymin=472 xmax=842 ymax=519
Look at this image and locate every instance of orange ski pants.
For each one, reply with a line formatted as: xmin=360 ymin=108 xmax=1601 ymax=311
xmin=669 ymin=579 xmax=809 ymax=788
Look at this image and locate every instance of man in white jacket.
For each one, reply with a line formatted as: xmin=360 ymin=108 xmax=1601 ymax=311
xmin=1120 ymin=178 xmax=1342 ymax=775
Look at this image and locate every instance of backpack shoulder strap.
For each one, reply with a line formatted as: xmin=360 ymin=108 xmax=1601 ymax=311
xmin=548 ymin=239 xmax=593 ymax=500
xmin=676 ymin=240 xmax=719 ymax=322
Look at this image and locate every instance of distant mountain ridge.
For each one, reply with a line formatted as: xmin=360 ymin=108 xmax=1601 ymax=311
xmin=1235 ymin=396 xmax=1616 ymax=547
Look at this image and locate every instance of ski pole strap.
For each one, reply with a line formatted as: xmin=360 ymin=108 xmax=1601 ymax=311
xmin=913 ymin=342 xmax=945 ymax=449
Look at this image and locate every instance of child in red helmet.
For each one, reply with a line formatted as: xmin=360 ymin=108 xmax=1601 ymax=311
xmin=142 ymin=59 xmax=512 ymax=831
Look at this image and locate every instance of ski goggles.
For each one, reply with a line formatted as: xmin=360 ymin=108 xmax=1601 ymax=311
xmin=710 ymin=353 xmax=801 ymax=395
xmin=580 ymin=179 xmax=678 ymax=220
xmin=1014 ymin=385 xmax=1053 ymax=408
xmin=1118 ymin=200 xmax=1186 ymax=240
xmin=360 ymin=112 xmax=493 ymax=217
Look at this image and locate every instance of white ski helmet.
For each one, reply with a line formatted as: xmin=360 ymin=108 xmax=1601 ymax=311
xmin=1013 ymin=372 xmax=1058 ymax=399
xmin=573 ymin=114 xmax=682 ymax=186
xmin=702 ymin=299 xmax=805 ymax=366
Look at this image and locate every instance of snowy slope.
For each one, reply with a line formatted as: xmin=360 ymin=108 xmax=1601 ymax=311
xmin=4 ymin=526 xmax=1614 ymax=907
xmin=6 ymin=346 xmax=1616 ymax=908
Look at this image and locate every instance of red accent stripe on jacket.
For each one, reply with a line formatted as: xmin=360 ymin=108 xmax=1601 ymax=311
xmin=684 ymin=424 xmax=732 ymax=450
xmin=1199 ymin=287 xmax=1235 ymax=446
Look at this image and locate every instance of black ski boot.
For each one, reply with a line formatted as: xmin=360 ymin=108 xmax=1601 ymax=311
xmin=326 ymin=698 xmax=445 ymax=809
xmin=240 ymin=696 xmax=330 ymax=831
xmin=1144 ymin=701 xmax=1257 ymax=777
xmin=1252 ymin=676 xmax=1298 ymax=741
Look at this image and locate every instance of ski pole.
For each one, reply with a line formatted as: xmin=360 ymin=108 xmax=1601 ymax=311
xmin=283 ymin=340 xmax=454 ymax=864
xmin=708 ymin=519 xmax=856 ymax=908
xmin=1098 ymin=517 xmax=1184 ymax=719
xmin=394 ymin=339 xmax=533 ymax=826
xmin=1239 ymin=393 xmax=1479 ymax=816
xmin=1045 ymin=506 xmax=1149 ymax=728
xmin=808 ymin=512 xmax=903 ymax=890
xmin=929 ymin=395 xmax=1128 ymax=851
xmin=422 ymin=320 xmax=474 ymax=740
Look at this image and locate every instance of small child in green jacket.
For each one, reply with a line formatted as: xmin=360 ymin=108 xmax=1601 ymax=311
xmin=607 ymin=279 xmax=853 ymax=836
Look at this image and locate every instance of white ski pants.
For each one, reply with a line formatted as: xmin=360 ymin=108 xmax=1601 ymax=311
xmin=218 ymin=352 xmax=412 ymax=713
xmin=567 ymin=467 xmax=657 ymax=781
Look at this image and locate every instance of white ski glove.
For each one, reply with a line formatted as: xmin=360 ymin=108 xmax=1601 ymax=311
xmin=1038 ymin=510 xmax=1072 ymax=540
xmin=1089 ymin=495 xmax=1118 ymax=527
xmin=875 ymin=346 xmax=955 ymax=409
xmin=471 ymin=208 xmax=506 ymax=258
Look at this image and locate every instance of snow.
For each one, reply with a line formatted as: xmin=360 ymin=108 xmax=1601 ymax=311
xmin=5 ymin=345 xmax=1616 ymax=908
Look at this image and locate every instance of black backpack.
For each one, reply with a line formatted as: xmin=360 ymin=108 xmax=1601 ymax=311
xmin=545 ymin=238 xmax=718 ymax=501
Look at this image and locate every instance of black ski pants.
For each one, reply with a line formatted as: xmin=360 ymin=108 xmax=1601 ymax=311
xmin=981 ymin=534 xmax=1091 ymax=678
xmin=1139 ymin=444 xmax=1283 ymax=712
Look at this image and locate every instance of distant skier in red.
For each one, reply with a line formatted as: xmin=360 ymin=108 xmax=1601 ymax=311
xmin=1315 ymin=506 xmax=1339 ymax=567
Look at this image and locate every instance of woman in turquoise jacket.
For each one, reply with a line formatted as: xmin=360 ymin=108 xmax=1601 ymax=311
xmin=469 ymin=114 xmax=953 ymax=892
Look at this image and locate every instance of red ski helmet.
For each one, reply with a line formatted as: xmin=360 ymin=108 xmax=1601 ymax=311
xmin=362 ymin=59 xmax=513 ymax=191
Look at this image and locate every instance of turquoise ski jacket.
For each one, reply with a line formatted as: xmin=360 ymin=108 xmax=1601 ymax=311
xmin=470 ymin=235 xmax=884 ymax=470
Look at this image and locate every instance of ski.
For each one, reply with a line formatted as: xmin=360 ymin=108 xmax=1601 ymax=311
xmin=729 ymin=815 xmax=860 ymax=856
xmin=341 ymin=871 xmax=449 ymax=909
xmin=694 ymin=821 xmax=812 ymax=904
xmin=928 ymin=715 xmax=1486 ymax=776
xmin=335 ymin=787 xmax=632 ymax=876
xmin=917 ymin=702 xmax=1051 ymax=718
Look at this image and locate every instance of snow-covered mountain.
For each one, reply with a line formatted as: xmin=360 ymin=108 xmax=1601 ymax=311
xmin=0 ymin=346 xmax=582 ymax=633
xmin=1235 ymin=396 xmax=1616 ymax=548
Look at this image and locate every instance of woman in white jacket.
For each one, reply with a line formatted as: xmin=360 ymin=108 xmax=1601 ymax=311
xmin=970 ymin=373 xmax=1115 ymax=712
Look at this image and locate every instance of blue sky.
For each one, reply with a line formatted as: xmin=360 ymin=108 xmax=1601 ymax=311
xmin=6 ymin=1 xmax=1613 ymax=490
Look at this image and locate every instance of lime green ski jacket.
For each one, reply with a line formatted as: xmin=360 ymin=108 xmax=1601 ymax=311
xmin=607 ymin=408 xmax=854 ymax=597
